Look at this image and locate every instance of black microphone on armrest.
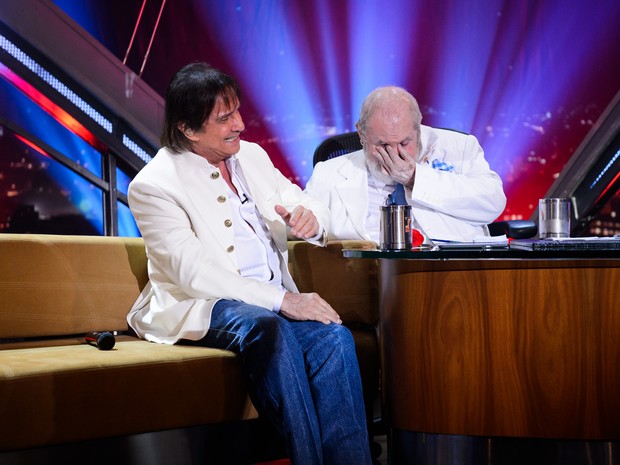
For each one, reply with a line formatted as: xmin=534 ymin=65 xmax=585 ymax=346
xmin=85 ymin=331 xmax=116 ymax=350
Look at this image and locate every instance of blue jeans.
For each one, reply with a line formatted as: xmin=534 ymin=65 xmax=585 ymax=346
xmin=198 ymin=300 xmax=371 ymax=465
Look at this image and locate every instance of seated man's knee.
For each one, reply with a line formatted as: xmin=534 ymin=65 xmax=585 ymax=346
xmin=323 ymin=323 xmax=356 ymax=353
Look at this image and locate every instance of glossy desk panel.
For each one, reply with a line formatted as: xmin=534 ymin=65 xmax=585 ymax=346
xmin=343 ymin=248 xmax=620 ymax=440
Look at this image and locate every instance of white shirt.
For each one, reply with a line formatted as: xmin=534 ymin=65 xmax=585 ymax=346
xmin=225 ymin=157 xmax=286 ymax=311
xmin=365 ymin=165 xmax=396 ymax=243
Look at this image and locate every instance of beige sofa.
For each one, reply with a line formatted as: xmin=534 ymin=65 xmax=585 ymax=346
xmin=0 ymin=234 xmax=379 ymax=457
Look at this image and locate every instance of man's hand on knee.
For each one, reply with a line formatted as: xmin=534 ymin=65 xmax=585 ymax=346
xmin=280 ymin=292 xmax=342 ymax=325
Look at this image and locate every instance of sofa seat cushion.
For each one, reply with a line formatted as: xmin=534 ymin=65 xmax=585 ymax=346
xmin=0 ymin=338 xmax=256 ymax=450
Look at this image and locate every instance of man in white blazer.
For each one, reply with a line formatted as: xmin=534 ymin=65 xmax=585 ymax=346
xmin=127 ymin=63 xmax=371 ymax=465
xmin=305 ymin=86 xmax=507 ymax=244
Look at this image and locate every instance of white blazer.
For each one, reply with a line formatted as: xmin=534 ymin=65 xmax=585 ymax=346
xmin=127 ymin=141 xmax=329 ymax=344
xmin=305 ymin=126 xmax=507 ymax=242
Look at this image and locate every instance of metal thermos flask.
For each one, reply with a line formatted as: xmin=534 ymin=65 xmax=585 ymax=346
xmin=380 ymin=205 xmax=412 ymax=250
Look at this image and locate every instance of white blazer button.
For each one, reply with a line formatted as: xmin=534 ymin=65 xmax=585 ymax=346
xmin=224 ymin=219 xmax=232 ymax=227
xmin=211 ymin=172 xmax=220 ymax=179
xmin=226 ymin=245 xmax=235 ymax=253
xmin=217 ymin=195 xmax=226 ymax=203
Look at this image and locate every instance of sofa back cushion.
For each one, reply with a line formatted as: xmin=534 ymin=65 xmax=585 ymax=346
xmin=0 ymin=234 xmax=148 ymax=339
xmin=0 ymin=235 xmax=378 ymax=338
xmin=287 ymin=240 xmax=379 ymax=326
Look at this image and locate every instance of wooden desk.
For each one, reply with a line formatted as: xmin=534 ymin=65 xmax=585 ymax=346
xmin=344 ymin=248 xmax=620 ymax=441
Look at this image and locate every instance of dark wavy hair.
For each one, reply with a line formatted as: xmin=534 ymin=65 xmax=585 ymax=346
xmin=160 ymin=62 xmax=241 ymax=153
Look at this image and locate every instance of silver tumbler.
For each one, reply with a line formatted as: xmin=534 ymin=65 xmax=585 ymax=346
xmin=380 ymin=205 xmax=412 ymax=250
xmin=538 ymin=198 xmax=571 ymax=238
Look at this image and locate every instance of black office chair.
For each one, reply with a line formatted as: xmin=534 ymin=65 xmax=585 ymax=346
xmin=312 ymin=131 xmax=365 ymax=166
xmin=312 ymin=131 xmax=537 ymax=239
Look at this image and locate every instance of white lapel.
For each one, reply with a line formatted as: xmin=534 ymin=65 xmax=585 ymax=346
xmin=334 ymin=150 xmax=370 ymax=240
xmin=233 ymin=149 xmax=289 ymax=254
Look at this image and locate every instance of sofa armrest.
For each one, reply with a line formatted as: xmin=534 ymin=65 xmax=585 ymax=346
xmin=287 ymin=240 xmax=379 ymax=326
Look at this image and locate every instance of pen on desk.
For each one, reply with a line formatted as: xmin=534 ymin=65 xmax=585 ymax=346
xmin=429 ymin=239 xmax=455 ymax=250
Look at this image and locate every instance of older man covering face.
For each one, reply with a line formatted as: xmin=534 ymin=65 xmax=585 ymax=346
xmin=305 ymin=86 xmax=507 ymax=243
